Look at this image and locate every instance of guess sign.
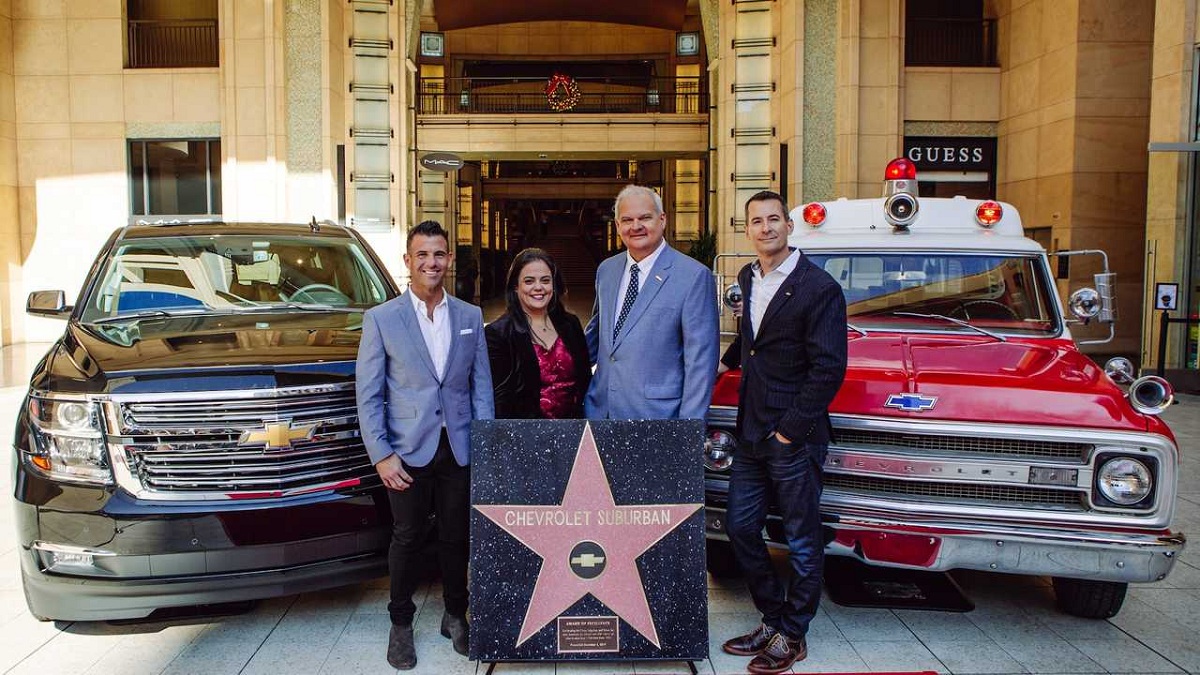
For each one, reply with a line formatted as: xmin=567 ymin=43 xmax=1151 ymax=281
xmin=904 ymin=137 xmax=995 ymax=172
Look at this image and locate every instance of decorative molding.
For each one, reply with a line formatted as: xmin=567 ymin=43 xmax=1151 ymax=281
xmin=903 ymin=121 xmax=999 ymax=137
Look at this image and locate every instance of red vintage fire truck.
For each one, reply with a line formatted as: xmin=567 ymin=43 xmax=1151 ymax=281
xmin=703 ymin=158 xmax=1185 ymax=618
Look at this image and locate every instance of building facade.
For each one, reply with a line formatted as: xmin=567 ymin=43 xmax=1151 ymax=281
xmin=0 ymin=0 xmax=1193 ymax=383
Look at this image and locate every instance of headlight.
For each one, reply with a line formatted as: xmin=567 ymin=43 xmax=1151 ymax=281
xmin=704 ymin=429 xmax=736 ymax=472
xmin=1096 ymin=457 xmax=1152 ymax=506
xmin=25 ymin=395 xmax=111 ymax=484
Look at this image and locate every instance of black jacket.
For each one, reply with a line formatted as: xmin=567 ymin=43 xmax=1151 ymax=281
xmin=721 ymin=251 xmax=847 ymax=444
xmin=485 ymin=311 xmax=592 ymax=419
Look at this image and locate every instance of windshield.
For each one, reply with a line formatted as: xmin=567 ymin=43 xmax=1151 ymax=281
xmin=80 ymin=234 xmax=392 ymax=323
xmin=808 ymin=253 xmax=1060 ymax=337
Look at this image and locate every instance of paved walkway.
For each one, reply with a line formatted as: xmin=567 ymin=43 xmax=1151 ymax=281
xmin=1 ymin=343 xmax=1197 ymax=674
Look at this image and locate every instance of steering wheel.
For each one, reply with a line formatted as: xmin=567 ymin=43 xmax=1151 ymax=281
xmin=288 ymin=283 xmax=350 ymax=305
xmin=950 ymin=300 xmax=1020 ymax=321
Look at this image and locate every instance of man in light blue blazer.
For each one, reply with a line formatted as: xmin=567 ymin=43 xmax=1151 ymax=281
xmin=356 ymin=221 xmax=494 ymax=670
xmin=585 ymin=185 xmax=719 ymax=420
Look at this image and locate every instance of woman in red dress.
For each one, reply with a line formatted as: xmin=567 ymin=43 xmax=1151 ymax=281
xmin=485 ymin=249 xmax=591 ymax=419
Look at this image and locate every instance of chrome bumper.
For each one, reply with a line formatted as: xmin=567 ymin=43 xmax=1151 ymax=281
xmin=704 ymin=507 xmax=1185 ymax=583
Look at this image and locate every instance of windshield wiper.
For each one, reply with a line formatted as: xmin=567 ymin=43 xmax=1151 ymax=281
xmin=88 ymin=308 xmax=211 ymax=325
xmin=889 ymin=311 xmax=1006 ymax=342
xmin=228 ymin=302 xmax=364 ymax=313
xmin=847 ymin=323 xmax=869 ymax=337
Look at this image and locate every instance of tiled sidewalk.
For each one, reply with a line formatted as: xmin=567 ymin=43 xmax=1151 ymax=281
xmin=1 ymin=343 xmax=1198 ymax=674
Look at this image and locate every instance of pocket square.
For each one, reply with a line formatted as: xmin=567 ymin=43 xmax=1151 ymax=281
xmin=459 ymin=328 xmax=474 ymax=335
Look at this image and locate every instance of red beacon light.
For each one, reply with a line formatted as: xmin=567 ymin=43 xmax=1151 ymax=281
xmin=975 ymin=200 xmax=1003 ymax=227
xmin=883 ymin=157 xmax=918 ymax=181
xmin=801 ymin=202 xmax=827 ymax=227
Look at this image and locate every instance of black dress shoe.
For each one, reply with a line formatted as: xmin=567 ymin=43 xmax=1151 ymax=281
xmin=441 ymin=612 xmax=469 ymax=656
xmin=747 ymin=633 xmax=807 ymax=674
xmin=387 ymin=624 xmax=417 ymax=670
xmin=721 ymin=622 xmax=778 ymax=656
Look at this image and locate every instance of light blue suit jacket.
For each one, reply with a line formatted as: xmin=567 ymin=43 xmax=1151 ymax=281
xmin=584 ymin=245 xmax=719 ymax=420
xmin=356 ymin=291 xmax=494 ymax=467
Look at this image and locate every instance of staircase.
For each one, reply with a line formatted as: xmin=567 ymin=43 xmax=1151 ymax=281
xmin=535 ymin=235 xmax=599 ymax=289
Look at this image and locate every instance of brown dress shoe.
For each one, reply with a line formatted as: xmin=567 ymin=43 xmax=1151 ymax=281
xmin=387 ymin=624 xmax=417 ymax=670
xmin=747 ymin=633 xmax=807 ymax=674
xmin=440 ymin=612 xmax=469 ymax=656
xmin=721 ymin=622 xmax=778 ymax=656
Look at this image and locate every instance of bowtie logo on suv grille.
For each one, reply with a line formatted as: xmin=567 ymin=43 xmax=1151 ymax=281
xmin=239 ymin=420 xmax=318 ymax=449
xmin=884 ymin=393 xmax=938 ymax=412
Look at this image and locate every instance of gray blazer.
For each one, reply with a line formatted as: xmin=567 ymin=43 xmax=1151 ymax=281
xmin=584 ymin=245 xmax=719 ymax=420
xmin=356 ymin=291 xmax=495 ymax=467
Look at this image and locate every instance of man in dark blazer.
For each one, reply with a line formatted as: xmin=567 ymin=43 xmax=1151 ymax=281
xmin=356 ymin=221 xmax=495 ymax=670
xmin=719 ymin=191 xmax=847 ymax=675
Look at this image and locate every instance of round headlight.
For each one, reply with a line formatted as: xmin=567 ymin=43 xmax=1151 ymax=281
xmin=1096 ymin=457 xmax=1152 ymax=506
xmin=704 ymin=429 xmax=736 ymax=472
xmin=57 ymin=401 xmax=91 ymax=429
xmin=1129 ymin=375 xmax=1174 ymax=415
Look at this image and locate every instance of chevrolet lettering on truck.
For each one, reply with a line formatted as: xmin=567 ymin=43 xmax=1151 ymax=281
xmin=13 ymin=220 xmax=398 ymax=621
xmin=703 ymin=158 xmax=1185 ymax=618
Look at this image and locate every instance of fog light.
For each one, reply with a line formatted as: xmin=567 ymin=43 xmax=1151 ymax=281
xmin=33 ymin=541 xmax=115 ymax=575
xmin=704 ymin=429 xmax=736 ymax=471
xmin=1096 ymin=457 xmax=1152 ymax=506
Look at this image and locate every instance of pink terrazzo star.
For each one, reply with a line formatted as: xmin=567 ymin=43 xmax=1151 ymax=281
xmin=474 ymin=422 xmax=701 ymax=648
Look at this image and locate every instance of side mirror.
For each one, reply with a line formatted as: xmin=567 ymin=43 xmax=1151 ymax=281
xmin=722 ymin=284 xmax=743 ymax=309
xmin=27 ymin=290 xmax=71 ymax=319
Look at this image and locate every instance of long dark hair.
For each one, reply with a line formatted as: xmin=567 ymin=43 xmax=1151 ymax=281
xmin=504 ymin=248 xmax=566 ymax=333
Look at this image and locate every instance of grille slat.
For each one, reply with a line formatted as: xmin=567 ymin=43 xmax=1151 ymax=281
xmin=835 ymin=428 xmax=1091 ymax=462
xmin=114 ymin=386 xmax=376 ymax=497
xmin=824 ymin=473 xmax=1084 ymax=509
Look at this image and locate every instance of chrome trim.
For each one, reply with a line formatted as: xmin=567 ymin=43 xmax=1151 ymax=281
xmin=32 ymin=541 xmax=117 ymax=557
xmin=825 ymin=448 xmax=1094 ymax=488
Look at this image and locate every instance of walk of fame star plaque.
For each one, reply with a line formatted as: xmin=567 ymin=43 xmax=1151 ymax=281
xmin=469 ymin=419 xmax=708 ymax=662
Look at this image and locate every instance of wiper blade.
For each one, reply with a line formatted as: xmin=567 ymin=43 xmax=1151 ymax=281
xmin=88 ymin=308 xmax=210 ymax=325
xmin=847 ymin=323 xmax=869 ymax=337
xmin=889 ymin=312 xmax=1006 ymax=342
xmin=229 ymin=302 xmax=364 ymax=313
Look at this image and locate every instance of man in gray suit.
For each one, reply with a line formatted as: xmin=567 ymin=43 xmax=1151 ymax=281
xmin=585 ymin=185 xmax=719 ymax=420
xmin=356 ymin=220 xmax=494 ymax=670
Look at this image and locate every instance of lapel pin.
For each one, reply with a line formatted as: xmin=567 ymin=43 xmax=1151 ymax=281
xmin=655 ymin=275 xmax=663 ymax=282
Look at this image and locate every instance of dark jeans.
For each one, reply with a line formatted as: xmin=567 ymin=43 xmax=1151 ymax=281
xmin=387 ymin=433 xmax=469 ymax=626
xmin=725 ymin=435 xmax=827 ymax=640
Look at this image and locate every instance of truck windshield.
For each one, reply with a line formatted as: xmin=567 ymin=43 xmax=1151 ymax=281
xmin=807 ymin=253 xmax=1060 ymax=337
xmin=79 ymin=234 xmax=392 ymax=323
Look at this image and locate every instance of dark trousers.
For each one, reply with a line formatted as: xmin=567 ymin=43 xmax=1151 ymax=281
xmin=387 ymin=432 xmax=470 ymax=626
xmin=725 ymin=436 xmax=827 ymax=640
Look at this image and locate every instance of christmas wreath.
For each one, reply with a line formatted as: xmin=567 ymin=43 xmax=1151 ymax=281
xmin=544 ymin=72 xmax=581 ymax=112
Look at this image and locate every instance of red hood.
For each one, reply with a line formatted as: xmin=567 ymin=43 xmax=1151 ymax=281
xmin=711 ymin=333 xmax=1149 ymax=432
xmin=835 ymin=334 xmax=1146 ymax=430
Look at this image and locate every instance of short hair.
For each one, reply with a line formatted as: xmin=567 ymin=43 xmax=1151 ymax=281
xmin=504 ymin=248 xmax=567 ymax=330
xmin=744 ymin=190 xmax=790 ymax=219
xmin=613 ymin=185 xmax=664 ymax=218
xmin=407 ymin=220 xmax=450 ymax=248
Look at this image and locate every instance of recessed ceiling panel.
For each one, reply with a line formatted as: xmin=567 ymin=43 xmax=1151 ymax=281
xmin=434 ymin=0 xmax=687 ymax=31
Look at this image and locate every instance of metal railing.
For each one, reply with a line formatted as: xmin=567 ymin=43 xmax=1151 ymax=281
xmin=906 ymin=18 xmax=998 ymax=67
xmin=417 ymin=76 xmax=706 ymax=115
xmin=127 ymin=19 xmax=219 ymax=69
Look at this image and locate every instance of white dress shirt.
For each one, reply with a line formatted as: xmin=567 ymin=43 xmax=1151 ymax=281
xmin=750 ymin=248 xmax=800 ymax=338
xmin=410 ymin=289 xmax=450 ymax=381
xmin=614 ymin=237 xmax=668 ymax=318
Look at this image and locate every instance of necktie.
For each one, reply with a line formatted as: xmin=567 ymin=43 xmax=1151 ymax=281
xmin=613 ymin=263 xmax=640 ymax=340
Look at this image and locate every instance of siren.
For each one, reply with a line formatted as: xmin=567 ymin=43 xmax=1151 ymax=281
xmin=882 ymin=158 xmax=919 ymax=230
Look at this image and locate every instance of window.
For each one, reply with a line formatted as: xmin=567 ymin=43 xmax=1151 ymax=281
xmin=126 ymin=0 xmax=218 ymax=68
xmin=129 ymin=140 xmax=221 ymax=218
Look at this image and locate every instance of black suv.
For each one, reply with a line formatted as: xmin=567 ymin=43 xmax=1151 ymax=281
xmin=13 ymin=221 xmax=399 ymax=621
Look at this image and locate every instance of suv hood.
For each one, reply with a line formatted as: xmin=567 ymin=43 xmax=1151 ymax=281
xmin=833 ymin=333 xmax=1148 ymax=430
xmin=35 ymin=312 xmax=363 ymax=394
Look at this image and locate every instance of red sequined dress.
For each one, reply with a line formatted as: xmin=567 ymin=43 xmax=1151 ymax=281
xmin=533 ymin=336 xmax=579 ymax=419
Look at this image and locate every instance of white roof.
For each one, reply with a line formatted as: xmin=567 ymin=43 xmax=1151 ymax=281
xmin=787 ymin=196 xmax=1045 ymax=255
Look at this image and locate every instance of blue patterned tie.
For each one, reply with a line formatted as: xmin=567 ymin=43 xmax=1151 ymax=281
xmin=613 ymin=263 xmax=640 ymax=340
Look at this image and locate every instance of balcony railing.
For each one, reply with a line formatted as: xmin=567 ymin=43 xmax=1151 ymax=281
xmin=906 ymin=18 xmax=997 ymax=67
xmin=416 ymin=76 xmax=707 ymax=115
xmin=127 ymin=19 xmax=219 ymax=69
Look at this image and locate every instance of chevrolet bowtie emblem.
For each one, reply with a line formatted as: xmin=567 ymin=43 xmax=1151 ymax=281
xmin=570 ymin=553 xmax=606 ymax=568
xmin=239 ymin=420 xmax=317 ymax=449
xmin=884 ymin=393 xmax=938 ymax=412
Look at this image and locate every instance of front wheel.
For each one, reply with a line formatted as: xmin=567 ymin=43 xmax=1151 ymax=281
xmin=706 ymin=540 xmax=741 ymax=579
xmin=1052 ymin=577 xmax=1127 ymax=618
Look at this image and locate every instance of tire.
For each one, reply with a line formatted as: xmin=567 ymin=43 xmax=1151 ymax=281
xmin=706 ymin=540 xmax=741 ymax=579
xmin=1052 ymin=577 xmax=1127 ymax=619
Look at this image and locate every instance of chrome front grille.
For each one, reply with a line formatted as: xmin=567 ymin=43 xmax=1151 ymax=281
xmin=108 ymin=385 xmax=376 ymax=499
xmin=835 ymin=428 xmax=1091 ymax=462
xmin=824 ymin=473 xmax=1085 ymax=510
